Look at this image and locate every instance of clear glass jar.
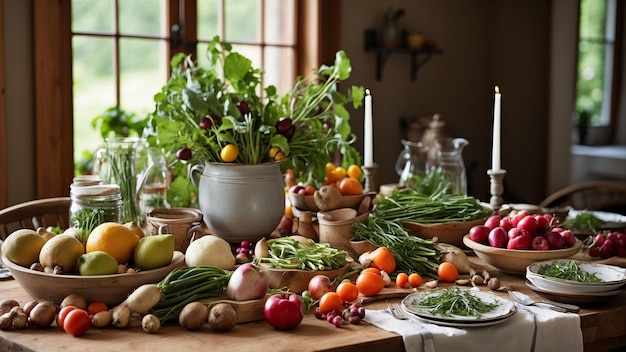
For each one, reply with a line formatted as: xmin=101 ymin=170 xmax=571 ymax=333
xmin=69 ymin=183 xmax=123 ymax=228
xmin=137 ymin=147 xmax=170 ymax=216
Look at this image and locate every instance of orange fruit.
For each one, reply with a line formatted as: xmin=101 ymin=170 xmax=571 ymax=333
xmin=355 ymin=271 xmax=384 ymax=296
xmin=408 ymin=273 xmax=422 ymax=287
xmin=437 ymin=262 xmax=459 ymax=283
xmin=336 ymin=281 xmax=359 ymax=303
xmin=86 ymin=222 xmax=141 ymax=264
xmin=319 ymin=292 xmax=343 ymax=314
xmin=330 ymin=167 xmax=347 ymax=183
xmin=338 ymin=177 xmax=363 ymax=196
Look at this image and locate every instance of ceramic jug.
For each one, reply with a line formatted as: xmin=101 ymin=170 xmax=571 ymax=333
xmin=432 ymin=138 xmax=469 ymax=195
xmin=394 ymin=139 xmax=429 ymax=189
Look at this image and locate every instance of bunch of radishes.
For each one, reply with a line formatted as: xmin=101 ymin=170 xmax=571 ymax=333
xmin=585 ymin=231 xmax=626 ymax=258
xmin=469 ymin=210 xmax=576 ymax=250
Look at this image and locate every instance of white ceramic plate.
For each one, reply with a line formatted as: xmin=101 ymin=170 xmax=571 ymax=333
xmin=527 ymin=259 xmax=626 ymax=293
xmin=568 ymin=209 xmax=626 ymax=223
xmin=401 ymin=289 xmax=515 ymax=323
xmin=527 ymin=280 xmax=625 ymax=306
xmin=407 ymin=306 xmax=517 ymax=328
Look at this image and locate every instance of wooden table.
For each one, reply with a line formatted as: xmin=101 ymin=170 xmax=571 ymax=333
xmin=1 ymin=258 xmax=625 ymax=352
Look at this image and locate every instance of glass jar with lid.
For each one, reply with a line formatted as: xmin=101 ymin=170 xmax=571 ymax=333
xmin=69 ymin=182 xmax=122 ymax=231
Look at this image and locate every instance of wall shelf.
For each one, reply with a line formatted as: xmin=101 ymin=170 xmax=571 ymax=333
xmin=366 ymin=47 xmax=443 ymax=81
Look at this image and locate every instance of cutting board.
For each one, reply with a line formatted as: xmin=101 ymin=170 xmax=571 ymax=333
xmin=208 ymin=286 xmax=416 ymax=324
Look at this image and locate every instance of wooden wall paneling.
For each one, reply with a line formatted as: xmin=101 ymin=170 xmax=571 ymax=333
xmin=0 ymin=0 xmax=7 ymax=208
xmin=33 ymin=0 xmax=74 ymax=198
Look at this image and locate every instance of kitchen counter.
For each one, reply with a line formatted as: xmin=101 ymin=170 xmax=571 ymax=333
xmin=0 ymin=257 xmax=625 ymax=352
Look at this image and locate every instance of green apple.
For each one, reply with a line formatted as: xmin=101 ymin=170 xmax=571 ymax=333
xmin=78 ymin=251 xmax=119 ymax=276
xmin=134 ymin=234 xmax=175 ymax=270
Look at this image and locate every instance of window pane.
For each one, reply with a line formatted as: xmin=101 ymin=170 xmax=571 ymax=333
xmin=119 ymin=38 xmax=168 ymax=115
xmin=264 ymin=46 xmax=294 ymax=96
xmin=579 ymin=0 xmax=607 ymax=39
xmin=197 ymin=0 xmax=220 ymax=40
xmin=119 ymin=0 xmax=167 ymax=36
xmin=264 ymin=0 xmax=295 ymax=45
xmin=225 ymin=0 xmax=259 ymax=42
xmin=72 ymin=0 xmax=114 ymax=32
xmin=72 ymin=36 xmax=116 ymax=160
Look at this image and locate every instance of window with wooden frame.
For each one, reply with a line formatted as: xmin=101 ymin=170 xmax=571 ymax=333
xmin=29 ymin=0 xmax=339 ymax=199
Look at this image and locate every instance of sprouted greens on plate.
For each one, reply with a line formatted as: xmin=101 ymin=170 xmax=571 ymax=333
xmin=537 ymin=261 xmax=602 ymax=283
xmin=412 ymin=287 xmax=500 ymax=318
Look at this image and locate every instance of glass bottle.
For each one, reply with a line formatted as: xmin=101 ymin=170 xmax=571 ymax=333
xmin=137 ymin=147 xmax=170 ymax=216
xmin=93 ymin=137 xmax=143 ymax=224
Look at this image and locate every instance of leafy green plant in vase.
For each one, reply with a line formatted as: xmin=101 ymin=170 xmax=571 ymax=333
xmin=145 ymin=37 xmax=364 ymax=242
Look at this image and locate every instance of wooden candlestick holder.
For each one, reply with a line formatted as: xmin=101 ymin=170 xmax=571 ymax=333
xmin=362 ymin=163 xmax=379 ymax=194
xmin=487 ymin=169 xmax=506 ymax=211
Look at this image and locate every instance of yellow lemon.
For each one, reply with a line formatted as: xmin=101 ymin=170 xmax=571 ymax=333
xmin=39 ymin=234 xmax=85 ymax=273
xmin=86 ymin=222 xmax=141 ymax=264
xmin=1 ymin=229 xmax=46 ymax=267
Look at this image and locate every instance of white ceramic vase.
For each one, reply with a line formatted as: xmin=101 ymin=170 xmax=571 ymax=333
xmin=191 ymin=161 xmax=285 ymax=243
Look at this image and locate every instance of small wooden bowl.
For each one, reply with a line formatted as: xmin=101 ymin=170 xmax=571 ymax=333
xmin=259 ymin=263 xmax=351 ymax=293
xmin=462 ymin=235 xmax=582 ymax=275
xmin=289 ymin=192 xmax=365 ymax=212
xmin=2 ymin=251 xmax=185 ymax=306
xmin=402 ymin=218 xmax=487 ymax=248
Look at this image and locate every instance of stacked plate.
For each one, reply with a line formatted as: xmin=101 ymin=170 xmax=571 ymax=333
xmin=526 ymin=259 xmax=626 ymax=305
xmin=401 ymin=290 xmax=517 ymax=328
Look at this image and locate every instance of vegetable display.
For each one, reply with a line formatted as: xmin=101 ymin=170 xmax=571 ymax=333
xmin=150 ymin=266 xmax=231 ymax=323
xmin=253 ymin=237 xmax=348 ymax=271
xmin=413 ymin=287 xmax=499 ymax=318
xmin=537 ymin=261 xmax=601 ymax=283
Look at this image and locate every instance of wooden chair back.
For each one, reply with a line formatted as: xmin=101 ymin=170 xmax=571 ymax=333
xmin=0 ymin=197 xmax=71 ymax=240
xmin=538 ymin=181 xmax=626 ymax=215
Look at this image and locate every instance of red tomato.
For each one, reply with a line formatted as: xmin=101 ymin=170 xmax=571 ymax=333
xmin=56 ymin=306 xmax=77 ymax=330
xmin=63 ymin=309 xmax=91 ymax=337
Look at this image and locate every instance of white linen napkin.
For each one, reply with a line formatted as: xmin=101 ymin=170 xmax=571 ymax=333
xmin=364 ymin=301 xmax=583 ymax=352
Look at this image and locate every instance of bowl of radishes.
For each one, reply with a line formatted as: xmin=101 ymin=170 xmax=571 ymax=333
xmin=462 ymin=210 xmax=582 ymax=274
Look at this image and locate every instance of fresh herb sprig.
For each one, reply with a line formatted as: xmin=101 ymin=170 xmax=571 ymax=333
xmin=413 ymin=287 xmax=499 ymax=318
xmin=537 ymin=261 xmax=601 ymax=283
xmin=562 ymin=211 xmax=605 ymax=233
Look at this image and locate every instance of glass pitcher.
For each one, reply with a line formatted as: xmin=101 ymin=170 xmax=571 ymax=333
xmin=394 ymin=139 xmax=429 ymax=189
xmin=431 ymin=138 xmax=469 ymax=195
xmin=93 ymin=137 xmax=144 ymax=224
xmin=137 ymin=147 xmax=171 ymax=216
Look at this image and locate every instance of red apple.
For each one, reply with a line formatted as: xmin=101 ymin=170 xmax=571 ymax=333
xmin=488 ymin=227 xmax=508 ymax=248
xmin=469 ymin=225 xmax=491 ymax=243
xmin=516 ymin=215 xmax=538 ymax=235
xmin=484 ymin=215 xmax=502 ymax=230
xmin=499 ymin=217 xmax=513 ymax=232
xmin=507 ymin=229 xmax=532 ymax=249
xmin=532 ymin=236 xmax=550 ymax=250
xmin=307 ymin=275 xmax=333 ymax=300
xmin=533 ymin=215 xmax=549 ymax=236
xmin=510 ymin=210 xmax=530 ymax=227
xmin=507 ymin=227 xmax=522 ymax=240
xmin=560 ymin=229 xmax=576 ymax=247
xmin=546 ymin=231 xmax=566 ymax=249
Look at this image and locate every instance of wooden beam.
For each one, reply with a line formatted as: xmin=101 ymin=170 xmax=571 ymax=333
xmin=33 ymin=0 xmax=74 ymax=198
xmin=0 ymin=0 xmax=7 ymax=208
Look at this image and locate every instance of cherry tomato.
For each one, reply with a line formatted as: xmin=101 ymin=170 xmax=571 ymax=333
xmin=268 ymin=147 xmax=286 ymax=161
xmin=395 ymin=272 xmax=409 ymax=288
xmin=437 ymin=262 xmax=459 ymax=283
xmin=335 ymin=281 xmax=359 ymax=303
xmin=86 ymin=301 xmax=108 ymax=316
xmin=63 ymin=308 xmax=91 ymax=337
xmin=347 ymin=164 xmax=362 ymax=179
xmin=319 ymin=292 xmax=343 ymax=314
xmin=355 ymin=271 xmax=384 ymax=296
xmin=408 ymin=273 xmax=422 ymax=287
xmin=220 ymin=144 xmax=239 ymax=162
xmin=56 ymin=306 xmax=77 ymax=330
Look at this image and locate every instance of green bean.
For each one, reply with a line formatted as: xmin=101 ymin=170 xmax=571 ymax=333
xmin=253 ymin=237 xmax=348 ymax=270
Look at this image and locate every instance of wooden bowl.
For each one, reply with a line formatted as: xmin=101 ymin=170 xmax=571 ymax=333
xmin=402 ymin=218 xmax=487 ymax=248
xmin=462 ymin=235 xmax=582 ymax=275
xmin=289 ymin=192 xmax=365 ymax=212
xmin=2 ymin=251 xmax=185 ymax=306
xmin=260 ymin=263 xmax=351 ymax=293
